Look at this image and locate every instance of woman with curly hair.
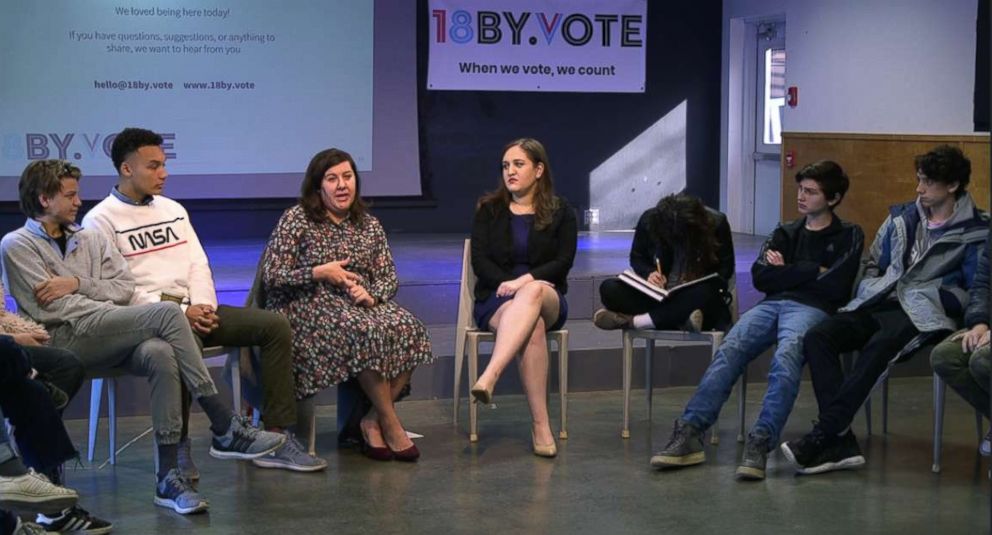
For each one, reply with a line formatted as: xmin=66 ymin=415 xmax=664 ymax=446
xmin=262 ymin=148 xmax=433 ymax=462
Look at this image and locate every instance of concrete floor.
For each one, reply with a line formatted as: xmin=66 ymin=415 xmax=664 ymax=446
xmin=58 ymin=377 xmax=988 ymax=534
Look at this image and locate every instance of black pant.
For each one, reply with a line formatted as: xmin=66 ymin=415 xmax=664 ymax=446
xmin=23 ymin=345 xmax=86 ymax=402
xmin=0 ymin=342 xmax=77 ymax=475
xmin=803 ymin=300 xmax=919 ymax=435
xmin=599 ymin=277 xmax=729 ymax=330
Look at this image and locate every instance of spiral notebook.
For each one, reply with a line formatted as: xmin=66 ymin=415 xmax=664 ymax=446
xmin=617 ymin=269 xmax=718 ymax=302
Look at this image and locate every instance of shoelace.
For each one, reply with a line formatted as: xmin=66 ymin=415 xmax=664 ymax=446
xmin=163 ymin=471 xmax=197 ymax=497
xmin=745 ymin=438 xmax=769 ymax=457
xmin=233 ymin=416 xmax=262 ymax=440
xmin=282 ymin=433 xmax=306 ymax=456
xmin=667 ymin=423 xmax=689 ymax=448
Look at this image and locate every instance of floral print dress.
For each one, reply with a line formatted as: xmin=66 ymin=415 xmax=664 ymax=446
xmin=262 ymin=205 xmax=434 ymax=398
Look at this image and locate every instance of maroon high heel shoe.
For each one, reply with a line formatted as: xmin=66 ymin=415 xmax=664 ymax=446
xmin=389 ymin=442 xmax=420 ymax=462
xmin=361 ymin=425 xmax=393 ymax=462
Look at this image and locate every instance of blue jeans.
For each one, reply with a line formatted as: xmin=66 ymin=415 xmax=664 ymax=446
xmin=681 ymin=300 xmax=828 ymax=446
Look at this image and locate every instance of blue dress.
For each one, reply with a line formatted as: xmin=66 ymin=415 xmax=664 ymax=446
xmin=473 ymin=213 xmax=568 ymax=331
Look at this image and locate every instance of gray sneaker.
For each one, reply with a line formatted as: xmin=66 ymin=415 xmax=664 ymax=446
xmin=252 ymin=432 xmax=328 ymax=472
xmin=650 ymin=419 xmax=706 ymax=469
xmin=154 ymin=468 xmax=208 ymax=515
xmin=177 ymin=437 xmax=200 ymax=481
xmin=209 ymin=416 xmax=286 ymax=460
xmin=735 ymin=432 xmax=771 ymax=481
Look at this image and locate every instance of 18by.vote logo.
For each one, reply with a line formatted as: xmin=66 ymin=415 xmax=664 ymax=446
xmin=20 ymin=132 xmax=177 ymax=162
xmin=431 ymin=9 xmax=643 ymax=48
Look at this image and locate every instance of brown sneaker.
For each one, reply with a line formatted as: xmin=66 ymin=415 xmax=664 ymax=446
xmin=593 ymin=308 xmax=632 ymax=330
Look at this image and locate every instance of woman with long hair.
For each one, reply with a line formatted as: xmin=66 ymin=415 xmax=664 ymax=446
xmin=594 ymin=193 xmax=735 ymax=332
xmin=469 ymin=138 xmax=577 ymax=457
xmin=263 ymin=148 xmax=433 ymax=462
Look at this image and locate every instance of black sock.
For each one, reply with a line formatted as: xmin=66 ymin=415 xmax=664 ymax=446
xmin=0 ymin=457 xmax=28 ymax=478
xmin=197 ymin=394 xmax=234 ymax=436
xmin=157 ymin=443 xmax=179 ymax=481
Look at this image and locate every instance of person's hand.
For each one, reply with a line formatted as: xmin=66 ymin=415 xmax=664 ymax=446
xmin=33 ymin=276 xmax=79 ymax=306
xmin=347 ymin=283 xmax=375 ymax=307
xmin=186 ymin=304 xmax=220 ymax=335
xmin=313 ymin=259 xmax=361 ymax=287
xmin=496 ymin=277 xmax=527 ymax=298
xmin=959 ymin=324 xmax=990 ymax=352
xmin=647 ymin=271 xmax=667 ymax=288
xmin=11 ymin=332 xmax=49 ymax=347
xmin=765 ymin=250 xmax=785 ymax=266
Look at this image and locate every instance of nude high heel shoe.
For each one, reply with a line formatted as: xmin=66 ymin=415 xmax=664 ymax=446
xmin=532 ymin=432 xmax=558 ymax=458
xmin=470 ymin=382 xmax=494 ymax=405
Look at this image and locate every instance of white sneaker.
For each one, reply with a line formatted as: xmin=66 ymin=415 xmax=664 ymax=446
xmin=0 ymin=469 xmax=78 ymax=514
xmin=12 ymin=517 xmax=48 ymax=535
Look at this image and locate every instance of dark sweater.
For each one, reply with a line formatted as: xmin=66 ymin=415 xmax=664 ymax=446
xmin=470 ymin=197 xmax=578 ymax=302
xmin=751 ymin=215 xmax=864 ymax=314
xmin=628 ymin=206 xmax=735 ymax=284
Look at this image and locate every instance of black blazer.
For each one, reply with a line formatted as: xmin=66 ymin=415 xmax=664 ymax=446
xmin=471 ymin=197 xmax=578 ymax=301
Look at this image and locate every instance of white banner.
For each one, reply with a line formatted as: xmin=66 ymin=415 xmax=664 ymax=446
xmin=427 ymin=0 xmax=646 ymax=93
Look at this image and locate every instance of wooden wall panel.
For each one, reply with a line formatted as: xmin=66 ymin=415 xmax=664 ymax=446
xmin=780 ymin=132 xmax=990 ymax=238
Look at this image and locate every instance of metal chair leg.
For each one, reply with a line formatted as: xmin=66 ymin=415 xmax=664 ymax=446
xmin=710 ymin=333 xmax=723 ymax=445
xmin=108 ymin=378 xmax=117 ymax=465
xmin=468 ymin=337 xmax=480 ymax=443
xmin=558 ymin=333 xmax=569 ymax=440
xmin=87 ymin=379 xmax=104 ymax=463
xmin=882 ymin=376 xmax=889 ymax=435
xmin=738 ymin=371 xmax=747 ymax=443
xmin=645 ymin=341 xmax=654 ymax=425
xmin=932 ymin=372 xmax=946 ymax=473
xmin=622 ymin=331 xmax=633 ymax=439
xmin=865 ymin=396 xmax=873 ymax=436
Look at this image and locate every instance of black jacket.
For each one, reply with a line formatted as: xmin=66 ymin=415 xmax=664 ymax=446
xmin=751 ymin=215 xmax=864 ymax=314
xmin=965 ymin=234 xmax=991 ymax=329
xmin=629 ymin=206 xmax=735 ymax=284
xmin=471 ymin=197 xmax=578 ymax=301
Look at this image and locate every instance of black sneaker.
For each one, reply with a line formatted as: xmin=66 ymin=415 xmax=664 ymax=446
xmin=154 ymin=469 xmax=208 ymax=515
xmin=783 ymin=428 xmax=865 ymax=475
xmin=36 ymin=505 xmax=113 ymax=534
xmin=650 ymin=419 xmax=705 ymax=468
xmin=780 ymin=425 xmax=829 ymax=468
xmin=735 ymin=432 xmax=771 ymax=481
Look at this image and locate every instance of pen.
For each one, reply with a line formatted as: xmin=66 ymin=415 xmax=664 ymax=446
xmin=655 ymin=257 xmax=662 ymax=275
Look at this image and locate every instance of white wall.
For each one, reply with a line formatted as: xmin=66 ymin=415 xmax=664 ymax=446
xmin=720 ymin=0 xmax=980 ymax=217
xmin=785 ymin=0 xmax=978 ymax=134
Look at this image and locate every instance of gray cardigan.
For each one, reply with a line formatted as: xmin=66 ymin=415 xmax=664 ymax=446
xmin=0 ymin=219 xmax=134 ymax=329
